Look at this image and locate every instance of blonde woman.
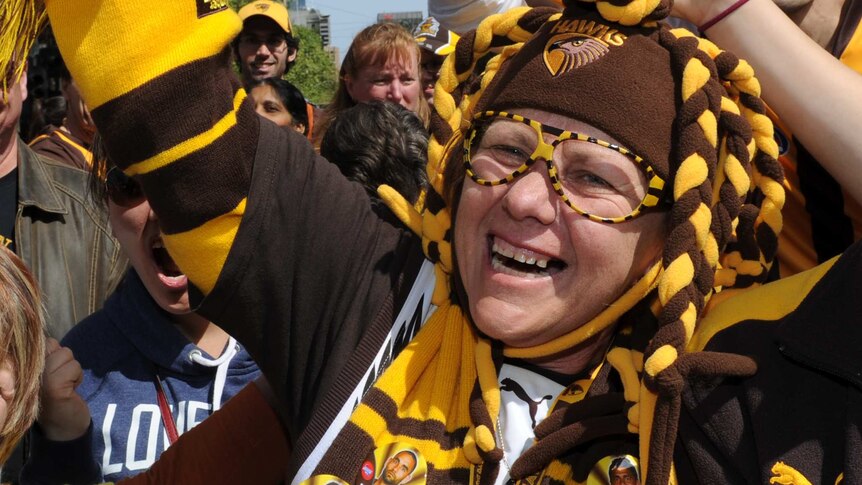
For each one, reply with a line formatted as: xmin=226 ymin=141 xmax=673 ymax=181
xmin=0 ymin=247 xmax=45 ymax=465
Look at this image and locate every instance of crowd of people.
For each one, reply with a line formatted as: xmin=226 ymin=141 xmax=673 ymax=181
xmin=0 ymin=0 xmax=860 ymax=483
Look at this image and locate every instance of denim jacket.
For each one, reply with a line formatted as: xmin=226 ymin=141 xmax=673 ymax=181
xmin=14 ymin=140 xmax=126 ymax=338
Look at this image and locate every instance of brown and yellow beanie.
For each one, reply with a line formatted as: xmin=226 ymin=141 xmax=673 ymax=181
xmin=475 ymin=5 xmax=678 ymax=181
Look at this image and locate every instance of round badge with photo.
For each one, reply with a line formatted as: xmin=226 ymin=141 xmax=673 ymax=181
xmin=587 ymin=454 xmax=641 ymax=485
xmin=301 ymin=442 xmax=427 ymax=485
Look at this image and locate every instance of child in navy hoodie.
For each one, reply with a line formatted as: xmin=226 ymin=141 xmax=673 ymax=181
xmin=21 ymin=145 xmax=261 ymax=483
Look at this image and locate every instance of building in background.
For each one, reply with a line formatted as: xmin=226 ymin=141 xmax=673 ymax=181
xmin=289 ymin=4 xmax=337 ymax=65
xmin=291 ymin=7 xmax=331 ymax=46
xmin=376 ymin=11 xmax=423 ymax=32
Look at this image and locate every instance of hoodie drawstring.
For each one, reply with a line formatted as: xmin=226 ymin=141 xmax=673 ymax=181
xmin=188 ymin=336 xmax=239 ymax=412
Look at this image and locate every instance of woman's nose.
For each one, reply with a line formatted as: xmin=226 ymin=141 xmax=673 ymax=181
xmin=387 ymin=82 xmax=403 ymax=102
xmin=501 ymin=168 xmax=558 ymax=225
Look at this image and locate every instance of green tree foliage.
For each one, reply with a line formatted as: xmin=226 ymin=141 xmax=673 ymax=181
xmin=285 ymin=26 xmax=337 ymax=106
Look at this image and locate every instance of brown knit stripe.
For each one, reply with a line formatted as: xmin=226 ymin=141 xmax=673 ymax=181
xmin=476 ymin=462 xmax=500 ymax=485
xmin=91 ymin=48 xmax=240 ymax=170
xmin=427 ymin=463 xmax=474 ymax=483
xmin=713 ymin=50 xmax=741 ymax=80
xmin=362 ymin=388 xmax=471 ymax=449
xmin=315 ymin=421 xmax=376 ymax=477
xmin=137 ymin=101 xmax=257 ymax=234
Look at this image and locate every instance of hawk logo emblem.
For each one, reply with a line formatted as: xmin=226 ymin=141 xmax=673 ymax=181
xmin=196 ymin=0 xmax=228 ymax=18
xmin=543 ymin=33 xmax=610 ymax=76
xmin=415 ymin=17 xmax=440 ymax=37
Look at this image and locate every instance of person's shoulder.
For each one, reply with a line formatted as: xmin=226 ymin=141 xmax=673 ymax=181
xmin=21 ymin=144 xmax=108 ymax=220
xmin=23 ymin=145 xmax=91 ymax=193
xmin=691 ymin=242 xmax=862 ymax=352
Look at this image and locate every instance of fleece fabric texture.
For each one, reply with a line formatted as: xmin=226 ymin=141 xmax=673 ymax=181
xmin=22 ymin=270 xmax=260 ymax=482
xmin=676 ymin=239 xmax=862 ymax=484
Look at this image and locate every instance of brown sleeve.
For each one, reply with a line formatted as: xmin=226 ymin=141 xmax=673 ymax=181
xmin=118 ymin=380 xmax=290 ymax=484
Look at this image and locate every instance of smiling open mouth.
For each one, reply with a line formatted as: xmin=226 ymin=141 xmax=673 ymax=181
xmin=152 ymin=239 xmax=183 ymax=278
xmin=490 ymin=237 xmax=565 ymax=278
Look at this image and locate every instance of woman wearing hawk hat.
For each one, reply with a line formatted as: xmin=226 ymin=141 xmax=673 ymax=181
xmin=43 ymin=0 xmax=860 ymax=483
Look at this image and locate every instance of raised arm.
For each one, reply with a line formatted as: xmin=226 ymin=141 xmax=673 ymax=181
xmin=44 ymin=0 xmax=254 ymax=297
xmin=673 ymin=0 xmax=862 ymax=205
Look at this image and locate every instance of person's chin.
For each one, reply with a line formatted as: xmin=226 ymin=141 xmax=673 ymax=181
xmin=250 ymin=67 xmax=274 ymax=80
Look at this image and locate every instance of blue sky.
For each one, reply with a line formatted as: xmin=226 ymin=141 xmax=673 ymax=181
xmin=306 ymin=0 xmax=427 ymax=62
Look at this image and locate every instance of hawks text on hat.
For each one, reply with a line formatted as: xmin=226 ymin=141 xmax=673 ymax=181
xmin=543 ymin=19 xmax=627 ymax=76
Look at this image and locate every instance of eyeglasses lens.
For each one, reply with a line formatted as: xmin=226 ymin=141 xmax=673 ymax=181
xmin=467 ymin=116 xmax=650 ymax=220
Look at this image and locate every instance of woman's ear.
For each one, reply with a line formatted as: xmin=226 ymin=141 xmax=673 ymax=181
xmin=294 ymin=122 xmax=307 ymax=136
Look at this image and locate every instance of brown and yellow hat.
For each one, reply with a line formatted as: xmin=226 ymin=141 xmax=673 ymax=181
xmin=406 ymin=2 xmax=786 ymax=481
xmin=414 ymin=16 xmax=460 ymax=57
xmin=476 ymin=5 xmax=677 ymax=182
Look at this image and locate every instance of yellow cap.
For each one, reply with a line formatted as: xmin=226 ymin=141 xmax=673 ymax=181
xmin=238 ymin=0 xmax=293 ymax=36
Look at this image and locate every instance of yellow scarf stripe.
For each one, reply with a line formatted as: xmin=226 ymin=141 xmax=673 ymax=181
xmin=44 ymin=0 xmax=240 ymax=109
xmin=125 ymin=89 xmax=245 ymax=177
xmin=162 ymin=197 xmax=246 ymax=295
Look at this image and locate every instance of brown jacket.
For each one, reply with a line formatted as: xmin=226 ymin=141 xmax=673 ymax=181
xmin=15 ymin=140 xmax=126 ymax=338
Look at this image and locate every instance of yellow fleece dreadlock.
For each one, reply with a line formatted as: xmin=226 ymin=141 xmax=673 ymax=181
xmin=0 ymin=0 xmax=45 ymax=98
xmin=380 ymin=1 xmax=785 ymax=483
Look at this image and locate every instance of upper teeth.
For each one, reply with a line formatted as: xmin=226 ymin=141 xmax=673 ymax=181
xmin=152 ymin=240 xmax=165 ymax=249
xmin=492 ymin=241 xmax=549 ymax=269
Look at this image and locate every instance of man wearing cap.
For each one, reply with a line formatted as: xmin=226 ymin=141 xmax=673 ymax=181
xmin=235 ymin=0 xmax=324 ymax=139
xmin=235 ymin=0 xmax=299 ymax=86
xmin=412 ymin=17 xmax=459 ymax=106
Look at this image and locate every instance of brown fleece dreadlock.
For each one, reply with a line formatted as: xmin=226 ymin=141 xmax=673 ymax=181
xmin=379 ymin=0 xmax=785 ymax=483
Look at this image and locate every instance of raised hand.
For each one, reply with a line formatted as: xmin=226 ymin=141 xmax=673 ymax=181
xmin=37 ymin=338 xmax=90 ymax=442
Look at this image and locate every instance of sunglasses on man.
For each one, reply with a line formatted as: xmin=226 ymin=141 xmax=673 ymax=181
xmin=105 ymin=167 xmax=146 ymax=207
